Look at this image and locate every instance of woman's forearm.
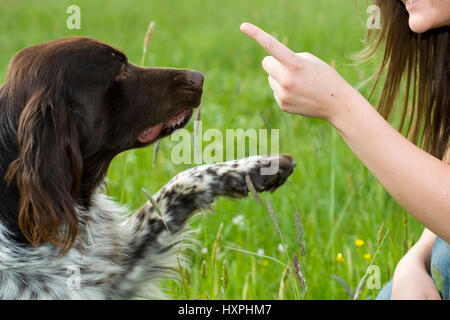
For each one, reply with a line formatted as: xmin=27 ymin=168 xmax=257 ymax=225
xmin=331 ymin=90 xmax=450 ymax=243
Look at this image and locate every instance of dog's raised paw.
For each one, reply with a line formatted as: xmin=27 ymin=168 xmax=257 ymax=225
xmin=171 ymin=154 xmax=296 ymax=200
xmin=244 ymin=154 xmax=296 ymax=193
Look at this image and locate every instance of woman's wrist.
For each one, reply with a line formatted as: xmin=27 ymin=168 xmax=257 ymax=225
xmin=393 ymin=246 xmax=431 ymax=287
xmin=325 ymin=86 xmax=371 ymax=133
xmin=396 ymin=251 xmax=428 ymax=272
xmin=404 ymin=229 xmax=437 ymax=272
xmin=394 ymin=229 xmax=437 ymax=283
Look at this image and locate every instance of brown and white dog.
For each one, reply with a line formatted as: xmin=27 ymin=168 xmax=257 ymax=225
xmin=0 ymin=37 xmax=295 ymax=299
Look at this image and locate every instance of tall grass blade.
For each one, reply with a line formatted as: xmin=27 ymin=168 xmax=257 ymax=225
xmin=331 ymin=274 xmax=354 ymax=299
xmin=293 ymin=254 xmax=306 ymax=295
xmin=278 ymin=266 xmax=289 ymax=300
xmin=295 ymin=210 xmax=305 ymax=257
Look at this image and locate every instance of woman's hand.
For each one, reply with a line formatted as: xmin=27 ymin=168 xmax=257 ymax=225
xmin=391 ymin=229 xmax=441 ymax=300
xmin=240 ymin=22 xmax=357 ymax=122
xmin=392 ymin=257 xmax=441 ymax=300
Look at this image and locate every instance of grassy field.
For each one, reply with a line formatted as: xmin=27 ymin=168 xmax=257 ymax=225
xmin=0 ymin=0 xmax=424 ymax=299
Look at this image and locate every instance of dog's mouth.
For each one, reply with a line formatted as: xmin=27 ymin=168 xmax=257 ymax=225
xmin=138 ymin=108 xmax=193 ymax=144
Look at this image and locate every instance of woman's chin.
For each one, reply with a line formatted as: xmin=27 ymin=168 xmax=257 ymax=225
xmin=408 ymin=15 xmax=434 ymax=33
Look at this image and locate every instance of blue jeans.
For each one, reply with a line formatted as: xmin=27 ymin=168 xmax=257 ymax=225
xmin=376 ymin=237 xmax=450 ymax=300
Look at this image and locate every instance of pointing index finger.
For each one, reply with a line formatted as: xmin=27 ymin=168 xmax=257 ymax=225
xmin=240 ymin=22 xmax=300 ymax=69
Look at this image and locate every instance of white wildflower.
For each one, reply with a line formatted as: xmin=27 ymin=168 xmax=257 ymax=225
xmin=232 ymin=215 xmax=245 ymax=227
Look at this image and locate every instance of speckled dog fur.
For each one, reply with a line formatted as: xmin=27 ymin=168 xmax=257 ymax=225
xmin=0 ymin=155 xmax=294 ymax=299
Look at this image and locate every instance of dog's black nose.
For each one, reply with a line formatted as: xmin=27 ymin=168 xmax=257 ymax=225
xmin=187 ymin=70 xmax=204 ymax=87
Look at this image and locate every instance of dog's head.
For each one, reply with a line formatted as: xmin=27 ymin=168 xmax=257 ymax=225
xmin=0 ymin=37 xmax=203 ymax=250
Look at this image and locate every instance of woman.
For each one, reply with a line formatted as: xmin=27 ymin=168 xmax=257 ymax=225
xmin=241 ymin=0 xmax=450 ymax=300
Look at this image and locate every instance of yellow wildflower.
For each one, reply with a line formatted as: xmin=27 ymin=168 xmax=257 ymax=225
xmin=355 ymin=239 xmax=365 ymax=247
xmin=336 ymin=253 xmax=344 ymax=263
xmin=364 ymin=253 xmax=372 ymax=260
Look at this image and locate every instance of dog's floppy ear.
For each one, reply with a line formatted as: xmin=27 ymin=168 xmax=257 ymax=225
xmin=5 ymin=91 xmax=83 ymax=253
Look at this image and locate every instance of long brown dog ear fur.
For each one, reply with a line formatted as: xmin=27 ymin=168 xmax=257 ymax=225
xmin=5 ymin=91 xmax=83 ymax=253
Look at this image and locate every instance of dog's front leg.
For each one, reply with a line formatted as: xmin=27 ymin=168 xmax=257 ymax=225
xmin=117 ymin=154 xmax=294 ymax=298
xmin=135 ymin=154 xmax=294 ymax=233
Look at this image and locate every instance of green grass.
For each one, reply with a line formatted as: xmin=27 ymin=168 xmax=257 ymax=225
xmin=0 ymin=0 xmax=423 ymax=299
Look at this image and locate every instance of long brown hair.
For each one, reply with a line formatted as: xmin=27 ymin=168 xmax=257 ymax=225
xmin=362 ymin=0 xmax=450 ymax=160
